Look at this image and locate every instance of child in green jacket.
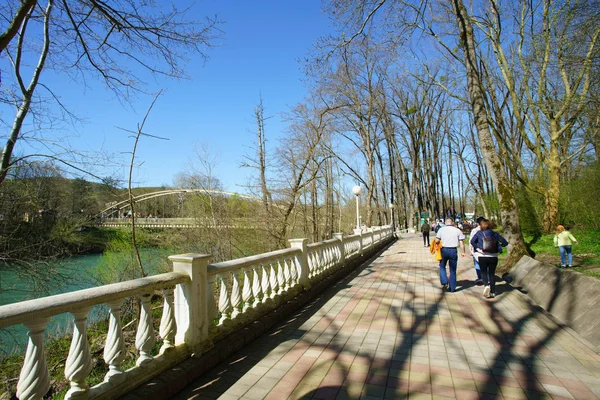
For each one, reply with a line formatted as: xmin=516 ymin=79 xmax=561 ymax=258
xmin=554 ymin=225 xmax=578 ymax=268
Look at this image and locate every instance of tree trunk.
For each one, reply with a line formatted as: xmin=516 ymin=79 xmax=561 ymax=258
xmin=543 ymin=121 xmax=561 ymax=232
xmin=451 ymin=0 xmax=529 ymax=271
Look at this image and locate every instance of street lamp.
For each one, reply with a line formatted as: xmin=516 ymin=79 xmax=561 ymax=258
xmin=389 ymin=202 xmax=395 ymax=233
xmin=352 ymin=185 xmax=362 ymax=230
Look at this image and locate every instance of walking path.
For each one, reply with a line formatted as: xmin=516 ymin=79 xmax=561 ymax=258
xmin=173 ymin=234 xmax=600 ymax=400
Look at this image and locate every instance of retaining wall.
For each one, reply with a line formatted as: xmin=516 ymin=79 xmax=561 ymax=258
xmin=510 ymin=256 xmax=600 ymax=351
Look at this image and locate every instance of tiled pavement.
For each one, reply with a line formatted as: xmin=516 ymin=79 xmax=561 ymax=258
xmin=173 ymin=234 xmax=600 ymax=400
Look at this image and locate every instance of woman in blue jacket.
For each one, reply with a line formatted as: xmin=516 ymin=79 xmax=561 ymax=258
xmin=470 ymin=219 xmax=509 ymax=298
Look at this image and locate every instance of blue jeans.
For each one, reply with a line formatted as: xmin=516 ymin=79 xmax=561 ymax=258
xmin=440 ymin=248 xmax=458 ymax=291
xmin=473 ymin=257 xmax=481 ymax=279
xmin=559 ymin=245 xmax=572 ymax=266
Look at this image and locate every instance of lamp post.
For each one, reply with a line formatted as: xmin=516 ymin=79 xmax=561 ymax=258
xmin=352 ymin=185 xmax=362 ymax=230
xmin=389 ymin=202 xmax=395 ymax=234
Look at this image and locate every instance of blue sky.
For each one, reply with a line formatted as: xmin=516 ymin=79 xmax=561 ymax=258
xmin=13 ymin=1 xmax=333 ymax=192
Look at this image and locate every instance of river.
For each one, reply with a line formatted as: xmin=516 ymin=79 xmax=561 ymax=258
xmin=0 ymin=249 xmax=168 ymax=355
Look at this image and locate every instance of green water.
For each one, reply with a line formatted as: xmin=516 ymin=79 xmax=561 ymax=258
xmin=0 ymin=254 xmax=103 ymax=306
xmin=0 ymin=249 xmax=168 ymax=355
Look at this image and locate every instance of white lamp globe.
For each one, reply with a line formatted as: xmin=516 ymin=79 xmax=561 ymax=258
xmin=352 ymin=185 xmax=362 ymax=196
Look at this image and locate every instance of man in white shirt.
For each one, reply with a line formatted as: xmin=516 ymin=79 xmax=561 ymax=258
xmin=434 ymin=218 xmax=466 ymax=292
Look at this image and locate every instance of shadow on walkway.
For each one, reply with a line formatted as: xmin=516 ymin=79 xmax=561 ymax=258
xmin=172 ymin=235 xmax=600 ymax=400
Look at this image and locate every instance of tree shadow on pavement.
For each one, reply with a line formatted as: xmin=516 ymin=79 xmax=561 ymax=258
xmin=172 ymin=237 xmax=591 ymax=400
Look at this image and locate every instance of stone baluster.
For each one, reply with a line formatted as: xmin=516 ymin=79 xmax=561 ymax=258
xmin=315 ymin=251 xmax=321 ymax=277
xmin=230 ymin=272 xmax=242 ymax=319
xmin=242 ymin=267 xmax=253 ymax=312
xmin=135 ymin=293 xmax=155 ymax=366
xmin=261 ymin=264 xmax=271 ymax=302
xmin=159 ymin=287 xmax=176 ymax=353
xmin=311 ymin=251 xmax=318 ymax=279
xmin=17 ymin=318 xmax=50 ymax=400
xmin=207 ymin=273 xmax=218 ymax=328
xmin=318 ymin=249 xmax=325 ymax=276
xmin=333 ymin=247 xmax=339 ymax=268
xmin=269 ymin=263 xmax=278 ymax=299
xmin=314 ymin=250 xmax=322 ymax=278
xmin=333 ymin=245 xmax=339 ymax=268
xmin=334 ymin=233 xmax=345 ymax=270
xmin=218 ymin=274 xmax=232 ymax=325
xmin=282 ymin=258 xmax=291 ymax=290
xmin=251 ymin=265 xmax=263 ymax=307
xmin=64 ymin=307 xmax=92 ymax=399
xmin=330 ymin=245 xmax=337 ymax=269
xmin=104 ymin=300 xmax=125 ymax=384
xmin=276 ymin=259 xmax=286 ymax=294
xmin=289 ymin=257 xmax=298 ymax=287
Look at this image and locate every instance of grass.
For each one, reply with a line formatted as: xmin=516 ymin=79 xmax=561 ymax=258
xmin=523 ymin=228 xmax=600 ymax=279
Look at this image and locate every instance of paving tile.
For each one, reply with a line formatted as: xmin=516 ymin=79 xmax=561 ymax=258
xmin=452 ymin=378 xmax=477 ymax=391
xmin=165 ymin=237 xmax=600 ymax=400
xmin=542 ymin=383 xmax=575 ymax=398
xmin=431 ymin=385 xmax=455 ymax=397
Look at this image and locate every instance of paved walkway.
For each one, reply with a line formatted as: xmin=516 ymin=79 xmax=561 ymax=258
xmin=173 ymin=235 xmax=600 ymax=400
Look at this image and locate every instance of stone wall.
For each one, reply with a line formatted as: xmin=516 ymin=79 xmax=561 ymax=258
xmin=510 ymin=256 xmax=600 ymax=351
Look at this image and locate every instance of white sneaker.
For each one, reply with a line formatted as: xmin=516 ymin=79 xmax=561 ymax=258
xmin=483 ymin=285 xmax=490 ymax=298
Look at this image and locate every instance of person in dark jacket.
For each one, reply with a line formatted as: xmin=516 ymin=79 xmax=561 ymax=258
xmin=420 ymin=219 xmax=431 ymax=247
xmin=470 ymin=219 xmax=509 ymax=298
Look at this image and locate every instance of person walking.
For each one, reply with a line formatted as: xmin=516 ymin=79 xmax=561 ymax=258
xmin=421 ymin=219 xmax=431 ymax=247
xmin=469 ymin=216 xmax=484 ymax=285
xmin=434 ymin=218 xmax=466 ymax=292
xmin=554 ymin=225 xmax=578 ymax=268
xmin=470 ymin=219 xmax=509 ymax=298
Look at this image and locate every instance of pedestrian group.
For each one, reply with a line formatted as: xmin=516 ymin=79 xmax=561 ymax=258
xmin=427 ymin=217 xmax=579 ymax=299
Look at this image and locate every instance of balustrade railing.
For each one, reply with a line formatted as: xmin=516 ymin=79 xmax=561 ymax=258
xmin=0 ymin=226 xmax=393 ymax=400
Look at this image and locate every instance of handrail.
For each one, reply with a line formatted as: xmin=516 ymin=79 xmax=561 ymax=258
xmin=306 ymin=238 xmax=338 ymax=250
xmin=209 ymin=247 xmax=300 ymax=274
xmin=0 ymin=272 xmax=188 ymax=329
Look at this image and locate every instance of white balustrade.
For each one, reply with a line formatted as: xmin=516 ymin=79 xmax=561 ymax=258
xmin=269 ymin=263 xmax=278 ymax=299
xmin=218 ymin=274 xmax=232 ymax=325
xmin=64 ymin=307 xmax=93 ymax=399
xmin=230 ymin=272 xmax=242 ymax=318
xmin=289 ymin=256 xmax=299 ymax=287
xmin=135 ymin=294 xmax=156 ymax=367
xmin=242 ymin=268 xmax=253 ymax=311
xmin=159 ymin=287 xmax=176 ymax=353
xmin=16 ymin=318 xmax=50 ymax=400
xmin=261 ymin=264 xmax=271 ymax=302
xmin=104 ymin=300 xmax=125 ymax=384
xmin=282 ymin=259 xmax=291 ymax=291
xmin=0 ymin=227 xmax=394 ymax=400
xmin=276 ymin=260 xmax=285 ymax=294
xmin=206 ymin=273 xmax=218 ymax=329
xmin=251 ymin=265 xmax=263 ymax=308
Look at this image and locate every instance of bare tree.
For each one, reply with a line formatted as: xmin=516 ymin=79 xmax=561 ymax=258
xmin=0 ymin=0 xmax=221 ymax=185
